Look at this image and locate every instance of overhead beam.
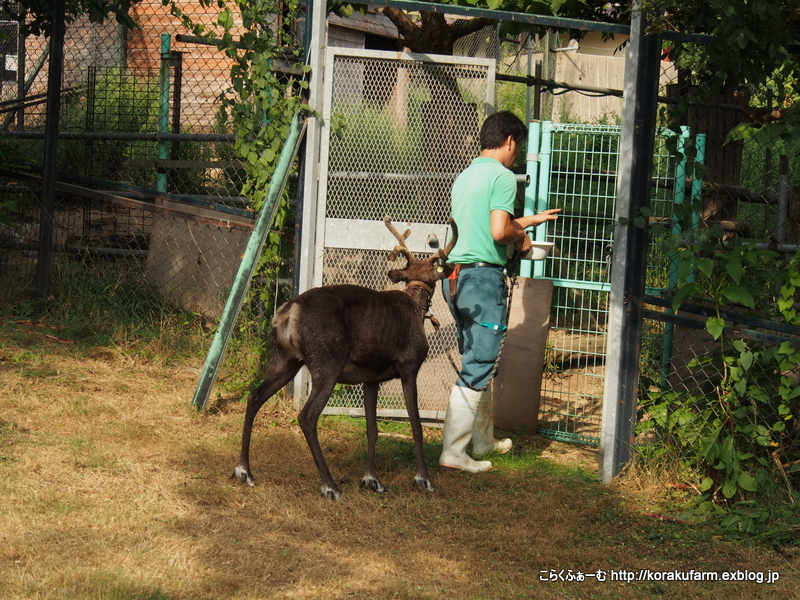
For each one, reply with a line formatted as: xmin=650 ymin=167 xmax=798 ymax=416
xmin=378 ymin=0 xmax=629 ymax=35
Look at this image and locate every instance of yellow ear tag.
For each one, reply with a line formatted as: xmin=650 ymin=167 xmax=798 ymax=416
xmin=437 ymin=266 xmax=443 ymax=273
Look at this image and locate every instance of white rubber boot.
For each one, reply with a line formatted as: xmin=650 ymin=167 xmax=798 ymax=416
xmin=439 ymin=385 xmax=493 ymax=473
xmin=471 ymin=388 xmax=513 ymax=457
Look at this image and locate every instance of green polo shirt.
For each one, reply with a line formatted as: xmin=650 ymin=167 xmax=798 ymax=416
xmin=448 ymin=157 xmax=516 ymax=266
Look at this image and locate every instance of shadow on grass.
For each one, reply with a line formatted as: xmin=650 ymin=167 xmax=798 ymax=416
xmin=166 ymin=411 xmax=798 ymax=600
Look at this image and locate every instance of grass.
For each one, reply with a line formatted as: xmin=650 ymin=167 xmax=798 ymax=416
xmin=1 ymin=321 xmax=798 ymax=600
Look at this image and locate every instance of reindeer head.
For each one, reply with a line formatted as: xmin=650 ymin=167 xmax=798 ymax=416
xmin=384 ymin=216 xmax=458 ymax=287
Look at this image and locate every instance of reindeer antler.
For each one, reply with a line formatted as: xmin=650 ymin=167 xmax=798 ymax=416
xmin=385 ymin=216 xmax=458 ymax=265
xmin=384 ymin=216 xmax=417 ymax=263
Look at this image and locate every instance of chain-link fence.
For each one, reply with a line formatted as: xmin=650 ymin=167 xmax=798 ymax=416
xmin=1 ymin=1 xmax=297 ymax=381
xmin=635 ymin=61 xmax=800 ymax=479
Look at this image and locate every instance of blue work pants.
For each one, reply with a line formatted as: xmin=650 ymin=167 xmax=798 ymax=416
xmin=442 ymin=266 xmax=508 ymax=390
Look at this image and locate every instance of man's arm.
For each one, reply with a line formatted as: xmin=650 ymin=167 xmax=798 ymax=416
xmin=490 ymin=209 xmax=561 ymax=251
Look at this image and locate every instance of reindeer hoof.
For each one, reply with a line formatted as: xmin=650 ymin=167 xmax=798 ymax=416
xmin=321 ymin=484 xmax=342 ymax=501
xmin=360 ymin=476 xmax=386 ymax=493
xmin=413 ymin=475 xmax=435 ymax=493
xmin=232 ymin=465 xmax=255 ymax=487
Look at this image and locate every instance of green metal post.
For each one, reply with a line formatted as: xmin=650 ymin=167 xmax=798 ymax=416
xmin=533 ymin=120 xmax=553 ymax=278
xmin=692 ymin=134 xmax=706 ymax=231
xmin=191 ymin=113 xmax=308 ymax=411
xmin=682 ymin=131 xmax=705 ymax=285
xmin=660 ymin=126 xmax=689 ymax=384
xmin=521 ymin=121 xmax=541 ymax=278
xmin=157 ymin=34 xmax=170 ymax=194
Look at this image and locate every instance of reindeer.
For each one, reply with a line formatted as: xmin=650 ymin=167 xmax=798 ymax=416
xmin=233 ymin=217 xmax=457 ymax=500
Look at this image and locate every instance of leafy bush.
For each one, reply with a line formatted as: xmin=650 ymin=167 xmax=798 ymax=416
xmin=637 ymin=211 xmax=800 ymax=534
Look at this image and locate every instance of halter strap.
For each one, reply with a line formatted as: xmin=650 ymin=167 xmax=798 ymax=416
xmin=405 ymin=281 xmax=434 ymax=295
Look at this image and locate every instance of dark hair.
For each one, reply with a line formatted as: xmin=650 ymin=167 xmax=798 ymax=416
xmin=479 ymin=111 xmax=527 ymax=150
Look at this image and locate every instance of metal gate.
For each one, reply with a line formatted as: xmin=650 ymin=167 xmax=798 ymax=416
xmin=307 ymin=48 xmax=496 ymax=418
xmin=532 ymin=122 xmax=690 ymax=444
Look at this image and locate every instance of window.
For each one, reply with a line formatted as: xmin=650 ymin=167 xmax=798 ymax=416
xmin=1 ymin=21 xmax=19 ymax=82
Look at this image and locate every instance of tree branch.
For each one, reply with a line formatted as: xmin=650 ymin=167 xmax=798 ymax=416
xmin=449 ymin=16 xmax=494 ymax=40
xmin=381 ymin=6 xmax=419 ymax=40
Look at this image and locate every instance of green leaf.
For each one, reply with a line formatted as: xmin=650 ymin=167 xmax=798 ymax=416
xmin=778 ymin=296 xmax=794 ymax=312
xmin=706 ymin=317 xmax=725 ymax=340
xmin=720 ymin=435 xmax=734 ymax=466
xmin=696 ymin=257 xmax=714 ymax=278
xmin=721 ymin=479 xmax=738 ymax=499
xmin=700 ymin=427 xmax=723 ymax=460
xmin=739 ymin=351 xmax=753 ymax=371
xmin=671 ymin=283 xmax=697 ymax=312
xmin=721 ymin=285 xmax=755 ymax=309
xmin=700 ymin=477 xmax=714 ymax=491
xmin=726 ymin=122 xmax=755 ymax=142
xmin=725 ymin=259 xmax=743 ymax=284
xmin=677 ymin=256 xmax=694 ymax=283
xmin=737 ymin=472 xmax=758 ymax=492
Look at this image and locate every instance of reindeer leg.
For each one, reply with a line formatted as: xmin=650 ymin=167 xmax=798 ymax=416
xmin=400 ymin=374 xmax=435 ymax=493
xmin=233 ymin=356 xmax=301 ymax=486
xmin=360 ymin=381 xmax=385 ymax=493
xmin=298 ymin=372 xmax=342 ymax=500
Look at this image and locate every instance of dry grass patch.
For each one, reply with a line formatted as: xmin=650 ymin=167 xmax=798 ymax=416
xmin=1 ymin=323 xmax=798 ymax=600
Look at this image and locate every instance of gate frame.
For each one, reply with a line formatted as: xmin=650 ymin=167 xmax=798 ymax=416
xmin=294 ymin=45 xmax=496 ymax=415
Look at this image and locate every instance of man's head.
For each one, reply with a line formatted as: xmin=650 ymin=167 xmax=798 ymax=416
xmin=479 ymin=111 xmax=527 ymax=150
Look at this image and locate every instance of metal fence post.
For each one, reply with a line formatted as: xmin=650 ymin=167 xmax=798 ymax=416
xmin=292 ymin=0 xmax=328 ymax=409
xmin=692 ymin=134 xmax=706 ymax=231
xmin=157 ymin=33 xmax=171 ymax=194
xmin=533 ymin=120 xmax=553 ymax=278
xmin=521 ymin=120 xmax=541 ymax=278
xmin=599 ymin=2 xmax=661 ymax=483
xmin=191 ymin=112 xmax=307 ymax=411
xmin=34 ymin=0 xmax=66 ymax=316
xmin=660 ymin=126 xmax=690 ymax=384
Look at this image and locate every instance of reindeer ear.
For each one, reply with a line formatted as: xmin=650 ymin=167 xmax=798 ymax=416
xmin=435 ymin=262 xmax=455 ymax=280
xmin=387 ymin=269 xmax=405 ymax=283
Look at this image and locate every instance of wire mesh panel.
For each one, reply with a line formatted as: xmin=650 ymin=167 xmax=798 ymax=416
xmin=536 ymin=123 xmax=618 ymax=444
xmin=536 ymin=122 xmax=677 ymax=444
xmin=312 ymin=48 xmax=496 ymax=417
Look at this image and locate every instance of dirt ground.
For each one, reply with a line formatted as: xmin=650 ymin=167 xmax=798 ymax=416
xmin=1 ymin=323 xmax=798 ymax=600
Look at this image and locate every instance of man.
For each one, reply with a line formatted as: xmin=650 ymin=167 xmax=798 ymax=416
xmin=440 ymin=111 xmax=561 ymax=472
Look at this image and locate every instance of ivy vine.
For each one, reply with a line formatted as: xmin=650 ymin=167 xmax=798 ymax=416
xmin=168 ymin=0 xmax=309 ymax=327
xmin=636 ymin=194 xmax=800 ymax=535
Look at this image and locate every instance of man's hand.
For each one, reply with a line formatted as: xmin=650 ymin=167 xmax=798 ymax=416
xmin=514 ymin=233 xmax=534 ymax=253
xmin=511 ymin=208 xmax=561 ymax=251
xmin=530 ymin=208 xmax=562 ymax=226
